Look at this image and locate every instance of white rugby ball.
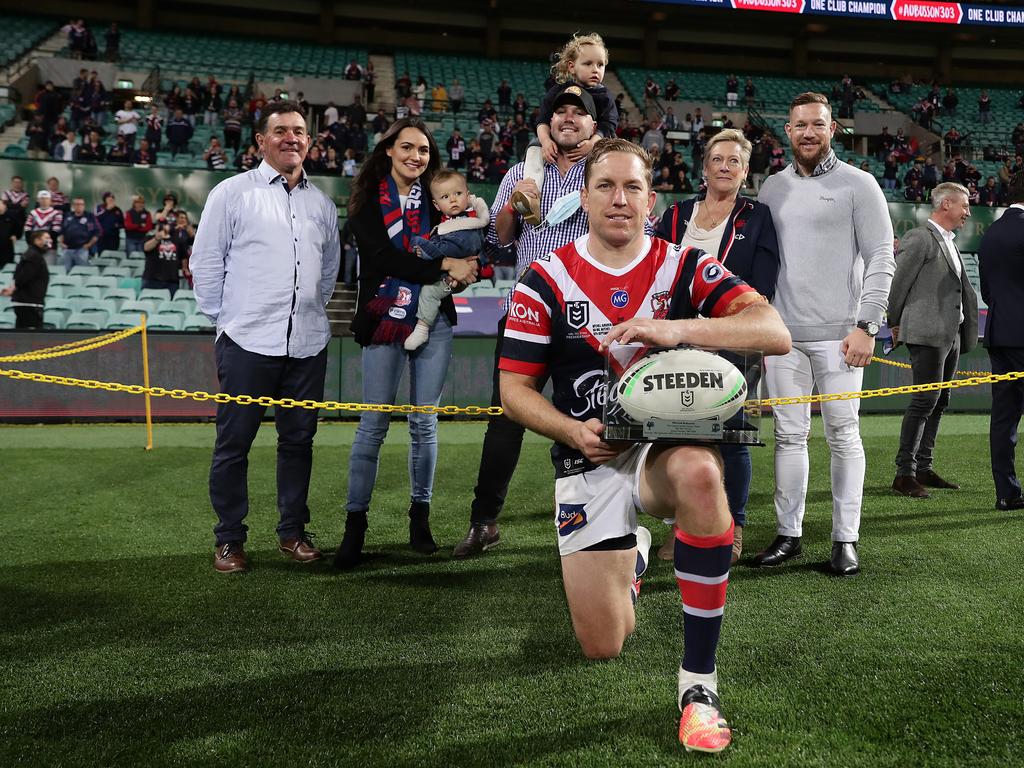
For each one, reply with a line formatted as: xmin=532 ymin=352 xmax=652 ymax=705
xmin=616 ymin=348 xmax=747 ymax=423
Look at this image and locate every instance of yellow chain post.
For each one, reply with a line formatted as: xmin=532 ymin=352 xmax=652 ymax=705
xmin=140 ymin=314 xmax=153 ymax=450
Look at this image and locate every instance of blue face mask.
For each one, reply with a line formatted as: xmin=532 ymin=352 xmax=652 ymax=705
xmin=536 ymin=190 xmax=581 ymax=231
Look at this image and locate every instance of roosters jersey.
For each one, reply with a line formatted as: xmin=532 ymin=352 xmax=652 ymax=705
xmin=499 ymin=234 xmax=756 ymax=476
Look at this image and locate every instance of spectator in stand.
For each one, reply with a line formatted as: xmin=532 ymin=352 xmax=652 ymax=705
xmin=497 ymin=78 xmax=512 ymax=115
xmin=967 ymin=180 xmax=981 ymax=205
xmin=25 ymin=116 xmax=50 ymax=160
xmin=943 ymin=88 xmax=958 ymax=117
xmin=26 ymin=192 xmax=61 ymax=265
xmin=478 ymin=98 xmax=497 ymax=128
xmin=413 ymin=76 xmax=428 ymax=110
xmin=166 ymin=109 xmax=194 ymax=157
xmin=512 ymin=114 xmax=530 ymax=161
xmin=979 ymin=176 xmax=1003 ymax=207
xmin=965 ymin=163 xmax=982 ymax=186
xmin=468 ymin=155 xmax=487 ymax=182
xmin=446 ymin=127 xmax=466 ymax=170
xmin=348 ymin=95 xmax=367 ymax=129
xmin=61 ymin=197 xmax=100 ymax=273
xmin=0 ymin=200 xmax=21 ymax=268
xmin=2 ymin=177 xmax=29 ymax=230
xmin=395 ymin=71 xmax=412 ymax=100
xmin=1 ymin=229 xmax=49 ymax=328
xmin=905 ymin=177 xmax=925 ymax=203
xmin=643 ymin=76 xmax=660 ymax=107
xmin=654 ymin=165 xmax=674 ymax=192
xmin=203 ymin=79 xmax=222 ymax=128
xmin=725 ymin=74 xmax=739 ymax=107
xmin=478 ymin=121 xmax=497 ymax=160
xmin=979 ymin=89 xmax=993 ymax=125
xmin=303 ymin=145 xmax=326 ymax=174
xmin=76 ymin=114 xmax=104 ymax=144
xmin=904 ymin=159 xmax=924 ymax=189
xmin=88 ymin=74 xmax=107 ymax=126
xmin=215 ymin=99 xmax=241 ymax=152
xmin=944 ymin=126 xmax=962 ymax=158
xmin=142 ymin=219 xmax=184 ymax=297
xmin=893 ymin=128 xmax=910 ymax=162
xmin=70 ymin=90 xmax=90 ymax=132
xmin=36 ymin=81 xmax=63 ymax=135
xmin=204 ymin=137 xmax=228 ymax=170
xmin=107 ymin=134 xmax=132 ymax=164
xmin=922 ymin=157 xmax=939 ymax=191
xmin=342 ymin=147 xmax=357 ymax=176
xmin=114 ymin=99 xmax=141 ymax=150
xmin=512 ymin=93 xmax=528 ymax=120
xmin=364 ymin=62 xmax=376 ymax=105
xmin=155 ymin=194 xmax=179 ymax=229
xmin=66 ymin=19 xmax=87 ymax=59
xmin=487 ymin=146 xmax=509 ymax=182
xmin=745 ymin=77 xmax=756 ymax=107
xmin=345 ymin=59 xmax=364 ymax=81
xmin=124 ymin=195 xmax=154 ymax=255
xmin=371 ymin=108 xmax=390 ymax=137
xmin=448 ymin=78 xmax=464 ymax=114
xmin=431 ymin=82 xmax=448 ymax=113
xmin=94 ymin=192 xmax=123 ymax=254
xmin=103 ymin=22 xmax=120 ymax=61
xmin=54 ymin=131 xmax=79 ymax=162
xmin=181 ymin=88 xmax=201 ymax=126
xmin=323 ymin=101 xmax=339 ymax=128
xmin=144 ymin=105 xmax=163 ymax=153
xmin=664 ymin=78 xmax=680 ymax=101
xmin=880 ymin=153 xmax=899 ymax=191
xmin=641 ymin=120 xmax=663 ymax=153
xmin=45 ymin=179 xmax=68 ymax=213
xmin=134 ymin=138 xmax=157 ymax=166
xmin=236 ymin=144 xmax=259 ymax=171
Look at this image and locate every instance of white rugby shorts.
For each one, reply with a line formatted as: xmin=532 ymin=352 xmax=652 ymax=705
xmin=553 ymin=443 xmax=653 ymax=556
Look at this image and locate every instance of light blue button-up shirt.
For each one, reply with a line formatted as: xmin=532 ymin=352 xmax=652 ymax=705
xmin=191 ymin=160 xmax=341 ymax=358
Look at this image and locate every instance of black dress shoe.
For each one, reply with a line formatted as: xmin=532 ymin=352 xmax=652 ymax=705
xmin=751 ymin=535 xmax=802 ymax=567
xmin=916 ymin=469 xmax=959 ymax=489
xmin=995 ymin=496 xmax=1024 ymax=511
xmin=829 ymin=541 xmax=859 ymax=576
xmin=892 ymin=474 xmax=930 ymax=498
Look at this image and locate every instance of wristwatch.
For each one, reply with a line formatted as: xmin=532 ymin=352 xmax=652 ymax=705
xmin=856 ymin=320 xmax=880 ymax=337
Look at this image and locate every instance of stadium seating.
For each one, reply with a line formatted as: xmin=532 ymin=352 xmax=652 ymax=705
xmin=121 ymin=299 xmax=158 ymax=317
xmin=0 ymin=13 xmax=57 ymax=68
xmin=146 ymin=313 xmax=184 ymax=331
xmin=65 ymin=312 xmax=105 ymax=330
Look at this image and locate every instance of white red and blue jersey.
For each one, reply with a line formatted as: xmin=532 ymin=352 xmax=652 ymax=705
xmin=499 ymin=233 xmax=756 ymax=476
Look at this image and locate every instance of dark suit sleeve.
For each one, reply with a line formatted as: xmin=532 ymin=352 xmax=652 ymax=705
xmin=655 ymin=204 xmax=678 ymax=242
xmin=750 ymin=205 xmax=780 ymax=301
xmin=887 ymin=227 xmax=929 ymax=325
xmin=349 ymin=203 xmax=445 ymax=286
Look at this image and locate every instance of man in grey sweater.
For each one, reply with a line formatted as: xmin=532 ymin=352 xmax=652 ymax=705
xmin=753 ymin=92 xmax=895 ymax=576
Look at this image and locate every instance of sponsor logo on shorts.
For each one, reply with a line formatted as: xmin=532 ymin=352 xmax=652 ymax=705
xmin=557 ymin=503 xmax=588 ymax=536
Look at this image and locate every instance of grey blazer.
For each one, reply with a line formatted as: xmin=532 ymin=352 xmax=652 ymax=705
xmin=887 ymin=222 xmax=978 ymax=352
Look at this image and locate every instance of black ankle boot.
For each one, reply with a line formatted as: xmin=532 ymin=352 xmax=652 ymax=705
xmin=408 ymin=501 xmax=438 ymax=555
xmin=334 ymin=512 xmax=368 ymax=570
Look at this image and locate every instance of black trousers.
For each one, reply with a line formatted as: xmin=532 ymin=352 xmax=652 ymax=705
xmin=14 ymin=306 xmax=44 ymax=328
xmin=895 ymin=338 xmax=960 ymax=476
xmin=470 ymin=315 xmax=548 ymax=524
xmin=989 ymin=346 xmax=1024 ymax=501
xmin=210 ymin=334 xmax=328 ymax=546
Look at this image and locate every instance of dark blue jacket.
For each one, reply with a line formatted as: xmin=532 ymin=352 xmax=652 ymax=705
xmin=62 ymin=212 xmax=102 ymax=249
xmin=979 ymin=206 xmax=1024 ymax=348
xmin=166 ymin=118 xmax=193 ymax=145
xmin=655 ymin=194 xmax=780 ymax=300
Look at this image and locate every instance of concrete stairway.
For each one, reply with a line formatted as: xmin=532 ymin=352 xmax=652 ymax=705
xmin=368 ymin=54 xmax=395 ymax=115
xmin=327 ymin=284 xmax=357 ymax=336
xmin=605 ymin=70 xmax=640 ymax=124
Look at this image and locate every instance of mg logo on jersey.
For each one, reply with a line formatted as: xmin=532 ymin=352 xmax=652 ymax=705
xmin=611 ymin=290 xmax=629 ymax=308
xmin=566 ymin=301 xmax=589 ymax=330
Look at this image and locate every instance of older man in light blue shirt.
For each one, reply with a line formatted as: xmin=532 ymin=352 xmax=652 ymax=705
xmin=191 ymin=100 xmax=340 ymax=574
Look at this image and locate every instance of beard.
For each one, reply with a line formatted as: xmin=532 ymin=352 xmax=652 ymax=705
xmin=793 ymin=140 xmax=830 ymax=169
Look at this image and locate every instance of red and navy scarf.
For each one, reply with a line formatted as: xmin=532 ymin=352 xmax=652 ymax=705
xmin=366 ymin=175 xmax=431 ymax=345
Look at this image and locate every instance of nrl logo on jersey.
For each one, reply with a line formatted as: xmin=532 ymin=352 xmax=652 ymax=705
xmin=566 ymin=301 xmax=589 ymax=330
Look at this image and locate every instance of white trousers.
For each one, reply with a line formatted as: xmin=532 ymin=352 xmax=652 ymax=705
xmin=766 ymin=340 xmax=865 ymax=542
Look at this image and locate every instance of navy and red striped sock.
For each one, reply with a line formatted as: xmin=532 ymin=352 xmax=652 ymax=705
xmin=674 ymin=521 xmax=734 ymax=675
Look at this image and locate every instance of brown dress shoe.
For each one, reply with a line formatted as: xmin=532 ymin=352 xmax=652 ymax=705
xmin=892 ymin=475 xmax=930 ymax=498
xmin=731 ymin=525 xmax=743 ymax=566
xmin=452 ymin=522 xmax=500 ymax=558
xmin=279 ymin=533 xmax=322 ymax=562
xmin=215 ymin=542 xmax=249 ymax=573
xmin=916 ymin=469 xmax=960 ymax=489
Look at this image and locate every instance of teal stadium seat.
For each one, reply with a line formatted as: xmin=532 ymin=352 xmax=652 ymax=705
xmin=183 ymin=314 xmax=214 ymax=331
xmin=121 ymin=299 xmax=158 ymax=317
xmin=65 ymin=312 xmax=104 ymax=330
xmin=146 ymin=313 xmax=184 ymax=331
xmin=138 ymin=288 xmax=173 ymax=303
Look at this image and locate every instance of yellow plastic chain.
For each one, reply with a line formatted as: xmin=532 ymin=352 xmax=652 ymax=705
xmin=0 ymin=326 xmax=143 ymax=363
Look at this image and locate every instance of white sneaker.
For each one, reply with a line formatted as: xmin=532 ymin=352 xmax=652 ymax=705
xmin=403 ymin=322 xmax=430 ymax=351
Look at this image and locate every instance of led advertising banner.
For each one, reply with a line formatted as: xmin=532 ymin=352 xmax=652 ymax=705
xmin=651 ymin=0 xmax=1024 ymax=28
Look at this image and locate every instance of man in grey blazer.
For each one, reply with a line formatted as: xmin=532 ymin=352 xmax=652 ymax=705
xmin=888 ymin=182 xmax=978 ymax=498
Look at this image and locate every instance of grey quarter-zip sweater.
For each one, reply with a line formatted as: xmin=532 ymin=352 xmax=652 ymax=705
xmin=757 ymin=159 xmax=895 ymax=342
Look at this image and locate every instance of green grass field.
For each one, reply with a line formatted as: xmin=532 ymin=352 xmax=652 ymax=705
xmin=2 ymin=415 xmax=1022 ymax=767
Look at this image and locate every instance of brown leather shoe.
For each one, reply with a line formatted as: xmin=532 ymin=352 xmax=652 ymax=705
xmin=731 ymin=525 xmax=743 ymax=566
xmin=916 ymin=469 xmax=960 ymax=489
xmin=452 ymin=522 xmax=500 ymax=558
xmin=279 ymin=532 xmax=322 ymax=562
xmin=214 ymin=542 xmax=249 ymax=573
xmin=892 ymin=475 xmax=930 ymax=498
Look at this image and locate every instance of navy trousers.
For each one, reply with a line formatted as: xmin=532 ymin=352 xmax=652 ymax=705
xmin=210 ymin=334 xmax=328 ymax=546
xmin=989 ymin=347 xmax=1024 ymax=502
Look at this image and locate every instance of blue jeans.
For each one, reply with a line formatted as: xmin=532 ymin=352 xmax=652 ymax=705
xmin=63 ymin=247 xmax=90 ymax=273
xmin=346 ymin=314 xmax=453 ymax=513
xmin=125 ymin=236 xmax=146 ymax=255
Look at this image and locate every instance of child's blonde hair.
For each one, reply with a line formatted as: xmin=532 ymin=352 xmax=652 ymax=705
xmin=552 ymin=32 xmax=608 ymax=84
